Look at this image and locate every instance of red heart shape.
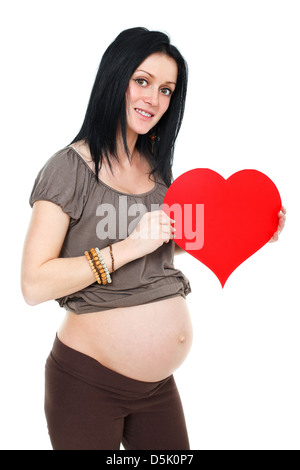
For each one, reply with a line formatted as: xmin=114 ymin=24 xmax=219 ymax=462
xmin=163 ymin=169 xmax=282 ymax=287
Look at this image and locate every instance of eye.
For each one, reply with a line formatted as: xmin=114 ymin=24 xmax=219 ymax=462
xmin=135 ymin=78 xmax=148 ymax=87
xmin=160 ymin=88 xmax=173 ymax=97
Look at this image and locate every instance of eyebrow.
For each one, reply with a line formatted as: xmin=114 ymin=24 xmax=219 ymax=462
xmin=136 ymin=69 xmax=177 ymax=86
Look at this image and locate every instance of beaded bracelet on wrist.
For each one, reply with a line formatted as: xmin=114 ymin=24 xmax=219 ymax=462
xmin=95 ymin=247 xmax=112 ymax=283
xmin=108 ymin=243 xmax=114 ymax=273
xmin=84 ymin=250 xmax=102 ymax=284
xmin=90 ymin=248 xmax=108 ymax=285
xmin=84 ymin=246 xmax=113 ymax=285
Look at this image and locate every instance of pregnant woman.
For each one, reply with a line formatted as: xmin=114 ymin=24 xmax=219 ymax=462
xmin=21 ymin=27 xmax=285 ymax=450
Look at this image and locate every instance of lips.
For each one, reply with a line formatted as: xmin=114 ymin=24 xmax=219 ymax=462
xmin=135 ymin=108 xmax=154 ymax=118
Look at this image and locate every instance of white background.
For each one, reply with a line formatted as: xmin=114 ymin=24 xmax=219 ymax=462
xmin=1 ymin=0 xmax=299 ymax=450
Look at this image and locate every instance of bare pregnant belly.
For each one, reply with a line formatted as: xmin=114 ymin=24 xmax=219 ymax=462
xmin=57 ymin=296 xmax=193 ymax=382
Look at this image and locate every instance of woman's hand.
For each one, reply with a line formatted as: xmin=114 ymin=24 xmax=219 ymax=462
xmin=128 ymin=210 xmax=175 ymax=257
xmin=269 ymin=206 xmax=286 ymax=243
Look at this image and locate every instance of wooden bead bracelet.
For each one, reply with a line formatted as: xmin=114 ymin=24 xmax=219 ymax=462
xmin=84 ymin=245 xmax=113 ymax=285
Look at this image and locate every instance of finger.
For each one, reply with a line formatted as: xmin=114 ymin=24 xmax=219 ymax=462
xmin=156 ymin=210 xmax=174 ymax=224
xmin=161 ymin=227 xmax=173 ymax=237
xmin=160 ymin=210 xmax=175 ymax=223
xmin=278 ymin=218 xmax=285 ymax=231
xmin=161 ymin=228 xmax=174 ymax=241
xmin=269 ymin=232 xmax=278 ymax=243
xmin=158 ymin=209 xmax=174 ymax=218
xmin=278 ymin=211 xmax=286 ymax=220
xmin=160 ymin=217 xmax=176 ymax=228
xmin=280 ymin=206 xmax=287 ymax=215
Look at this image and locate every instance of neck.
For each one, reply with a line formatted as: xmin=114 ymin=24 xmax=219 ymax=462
xmin=115 ymin=123 xmax=140 ymax=167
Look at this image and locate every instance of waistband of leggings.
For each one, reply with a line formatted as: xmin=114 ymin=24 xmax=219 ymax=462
xmin=49 ymin=334 xmax=172 ymax=396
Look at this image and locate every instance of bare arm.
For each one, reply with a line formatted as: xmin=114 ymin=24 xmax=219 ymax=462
xmin=21 ymin=201 xmax=141 ymax=306
xmin=21 ymin=203 xmax=174 ymax=307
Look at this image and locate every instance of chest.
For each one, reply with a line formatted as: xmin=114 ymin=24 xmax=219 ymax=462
xmin=98 ymin=165 xmax=156 ymax=195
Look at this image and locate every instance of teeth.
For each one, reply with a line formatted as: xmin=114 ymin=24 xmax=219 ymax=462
xmin=136 ymin=109 xmax=152 ymax=117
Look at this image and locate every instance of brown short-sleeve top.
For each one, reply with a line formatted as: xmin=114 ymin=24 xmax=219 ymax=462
xmin=29 ymin=146 xmax=192 ymax=314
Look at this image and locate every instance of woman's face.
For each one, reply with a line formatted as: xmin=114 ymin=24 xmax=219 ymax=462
xmin=125 ymin=52 xmax=178 ymax=136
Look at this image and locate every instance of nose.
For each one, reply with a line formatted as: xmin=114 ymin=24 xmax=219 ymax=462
xmin=144 ymin=86 xmax=159 ymax=108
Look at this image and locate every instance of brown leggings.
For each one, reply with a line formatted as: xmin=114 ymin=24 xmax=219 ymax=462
xmin=44 ymin=335 xmax=190 ymax=450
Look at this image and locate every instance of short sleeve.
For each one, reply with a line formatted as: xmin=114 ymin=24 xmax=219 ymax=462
xmin=29 ymin=147 xmax=91 ymax=226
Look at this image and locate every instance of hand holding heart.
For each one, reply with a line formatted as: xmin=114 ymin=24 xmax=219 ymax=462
xmin=269 ymin=206 xmax=286 ymax=243
xmin=163 ymin=169 xmax=285 ymax=287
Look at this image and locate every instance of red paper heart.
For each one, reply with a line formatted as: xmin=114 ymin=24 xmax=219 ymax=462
xmin=163 ymin=169 xmax=282 ymax=287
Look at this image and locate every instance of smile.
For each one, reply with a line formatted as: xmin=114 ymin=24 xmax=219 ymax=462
xmin=135 ymin=108 xmax=154 ymax=118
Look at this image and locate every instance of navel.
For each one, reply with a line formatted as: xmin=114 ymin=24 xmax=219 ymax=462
xmin=178 ymin=335 xmax=186 ymax=344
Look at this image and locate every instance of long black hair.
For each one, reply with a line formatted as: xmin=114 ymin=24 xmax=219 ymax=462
xmin=70 ymin=27 xmax=188 ymax=188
